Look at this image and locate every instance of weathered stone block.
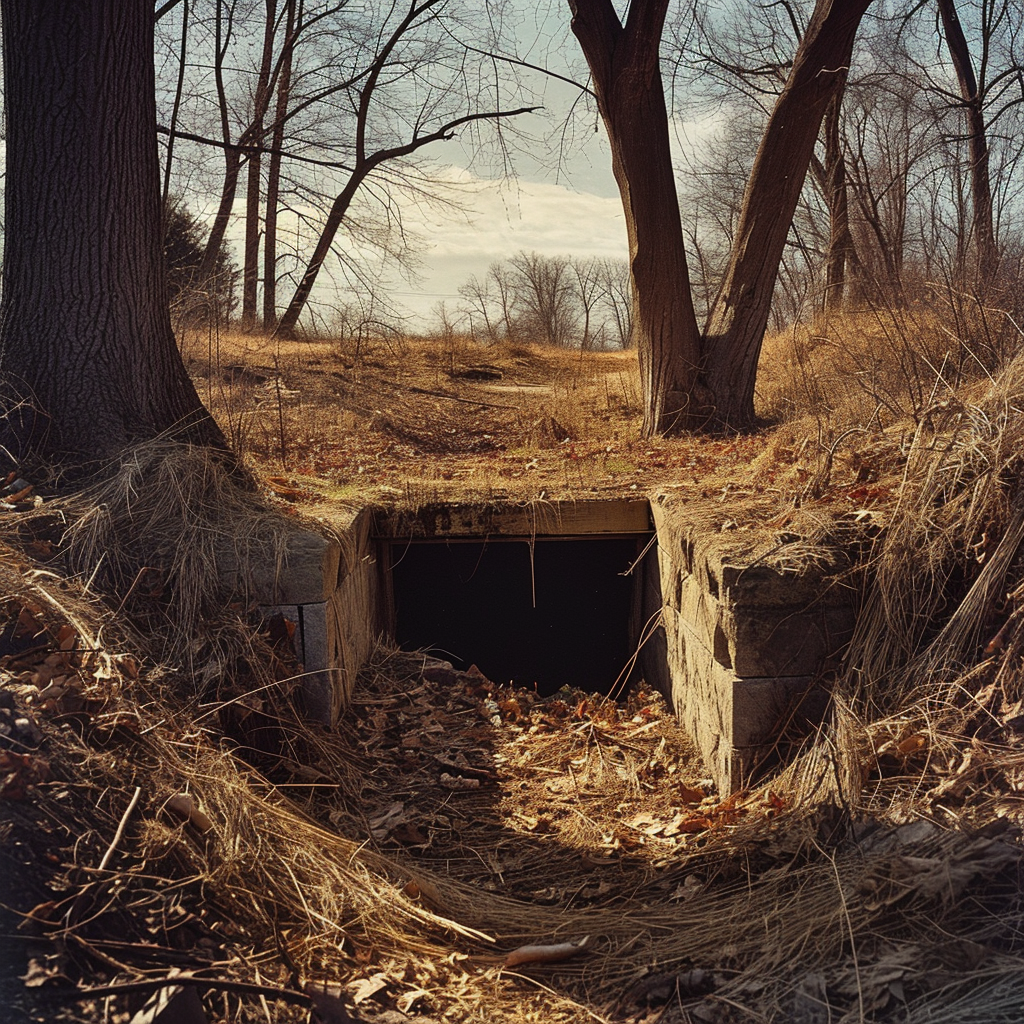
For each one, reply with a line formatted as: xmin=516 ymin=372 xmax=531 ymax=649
xmin=220 ymin=528 xmax=342 ymax=606
xmin=252 ymin=509 xmax=380 ymax=727
xmin=722 ymin=603 xmax=855 ymax=678
xmin=653 ymin=496 xmax=859 ymax=792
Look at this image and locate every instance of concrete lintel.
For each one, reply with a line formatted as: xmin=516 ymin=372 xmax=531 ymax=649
xmin=376 ymin=498 xmax=652 ymax=540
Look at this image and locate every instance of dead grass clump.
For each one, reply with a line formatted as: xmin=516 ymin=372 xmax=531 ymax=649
xmin=45 ymin=440 xmax=304 ymax=684
xmin=843 ymin=351 xmax=1024 ymax=714
xmin=4 ymin=576 xmax=1023 ymax=1023
xmin=757 ymin=305 xmax=1003 ymax=432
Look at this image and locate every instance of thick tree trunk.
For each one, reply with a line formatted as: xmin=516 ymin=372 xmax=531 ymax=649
xmin=703 ymin=0 xmax=873 ymax=429
xmin=0 ymin=0 xmax=225 ymax=467
xmin=938 ymin=0 xmax=997 ymax=284
xmin=569 ymin=0 xmax=704 ymax=436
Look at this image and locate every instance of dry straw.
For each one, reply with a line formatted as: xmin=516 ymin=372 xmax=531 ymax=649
xmin=4 ymin=342 xmax=1024 ymax=1018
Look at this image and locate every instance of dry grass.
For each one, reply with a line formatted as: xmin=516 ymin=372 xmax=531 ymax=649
xmin=2 ymin=556 xmax=1022 ymax=1022
xmin=5 ymin=306 xmax=1024 ymax=1021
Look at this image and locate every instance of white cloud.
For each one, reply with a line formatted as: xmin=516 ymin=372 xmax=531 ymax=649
xmin=379 ymin=166 xmax=628 ymax=321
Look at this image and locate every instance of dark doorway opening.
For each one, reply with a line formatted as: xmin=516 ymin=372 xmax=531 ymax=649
xmin=388 ymin=536 xmax=648 ymax=696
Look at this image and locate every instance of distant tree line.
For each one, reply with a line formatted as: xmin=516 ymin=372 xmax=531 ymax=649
xmin=455 ymin=252 xmax=632 ymax=349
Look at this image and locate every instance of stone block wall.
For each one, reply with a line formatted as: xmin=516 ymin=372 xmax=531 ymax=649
xmin=255 ymin=509 xmax=380 ymax=726
xmin=650 ymin=496 xmax=858 ymax=792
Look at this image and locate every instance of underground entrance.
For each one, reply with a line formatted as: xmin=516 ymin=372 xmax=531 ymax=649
xmin=376 ymin=500 xmax=656 ymax=697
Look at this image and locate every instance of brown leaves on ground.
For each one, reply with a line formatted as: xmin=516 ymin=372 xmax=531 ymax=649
xmin=329 ymin=651 xmax=786 ymax=909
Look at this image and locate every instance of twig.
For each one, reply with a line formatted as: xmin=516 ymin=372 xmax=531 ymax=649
xmin=97 ymin=786 xmax=142 ymax=871
xmin=402 ymin=384 xmax=519 ymax=410
xmin=75 ymin=976 xmax=313 ymax=1008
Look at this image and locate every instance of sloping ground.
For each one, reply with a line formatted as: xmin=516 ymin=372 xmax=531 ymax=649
xmin=181 ymin=330 xmax=909 ymax=510
xmin=4 ymin=322 xmax=1024 ymax=1022
xmin=3 ymin=520 xmax=1024 ymax=1024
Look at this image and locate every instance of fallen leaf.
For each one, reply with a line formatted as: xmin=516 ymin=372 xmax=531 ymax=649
xmin=165 ymin=793 xmax=214 ymax=832
xmin=348 ymin=972 xmax=388 ymax=1004
xmin=396 ymin=987 xmax=431 ymax=1012
xmin=20 ymin=958 xmax=64 ymax=988
xmin=896 ymin=734 xmax=927 ymax=756
xmin=367 ymin=801 xmax=407 ymax=838
xmin=678 ymin=784 xmax=705 ymax=804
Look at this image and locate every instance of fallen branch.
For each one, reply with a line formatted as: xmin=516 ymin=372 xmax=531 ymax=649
xmin=97 ymin=786 xmax=142 ymax=872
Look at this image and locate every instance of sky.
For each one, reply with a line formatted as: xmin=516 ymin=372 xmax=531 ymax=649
xmin=156 ymin=1 xmax=719 ymax=333
xmin=373 ymin=164 xmax=628 ymax=326
xmin=341 ymin=15 xmax=632 ymax=330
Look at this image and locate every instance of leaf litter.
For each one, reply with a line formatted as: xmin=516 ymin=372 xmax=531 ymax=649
xmin=5 ymin=404 xmax=1024 ymax=1021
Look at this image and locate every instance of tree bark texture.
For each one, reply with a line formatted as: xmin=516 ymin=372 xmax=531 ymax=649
xmin=241 ymin=0 xmax=278 ymax=331
xmin=703 ymin=0 xmax=873 ymax=429
xmin=0 ymin=0 xmax=225 ymax=466
xmin=821 ymin=84 xmax=858 ymax=312
xmin=938 ymin=0 xmax=997 ymax=283
xmin=263 ymin=0 xmax=297 ymax=332
xmin=569 ymin=0 xmax=704 ymax=436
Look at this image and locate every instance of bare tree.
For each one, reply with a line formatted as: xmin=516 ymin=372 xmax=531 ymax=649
xmin=458 ymin=274 xmax=504 ymax=344
xmin=272 ymin=2 xmax=537 ymax=337
xmin=568 ymin=0 xmax=704 ymax=433
xmin=569 ymin=0 xmax=873 ymax=433
xmin=263 ymin=0 xmax=298 ymax=331
xmin=507 ymin=252 xmax=579 ymax=347
xmin=937 ymin=0 xmax=997 ymax=282
xmin=595 ymin=257 xmax=633 ymax=349
xmin=571 ymin=257 xmax=603 ymax=349
xmin=240 ymin=0 xmax=281 ymax=331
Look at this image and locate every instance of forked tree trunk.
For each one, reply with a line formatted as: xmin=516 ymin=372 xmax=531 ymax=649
xmin=0 ymin=0 xmax=225 ymax=468
xmin=569 ymin=0 xmax=704 ymax=435
xmin=938 ymin=0 xmax=997 ymax=284
xmin=703 ymin=0 xmax=873 ymax=429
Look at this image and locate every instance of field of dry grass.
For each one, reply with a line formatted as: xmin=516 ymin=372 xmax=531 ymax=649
xmin=4 ymin=305 xmax=1024 ymax=1023
xmin=180 ymin=312 xmax=951 ymax=518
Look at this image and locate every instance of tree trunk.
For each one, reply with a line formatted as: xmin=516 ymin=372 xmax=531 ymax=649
xmin=162 ymin=0 xmax=190 ymax=213
xmin=938 ymin=0 xmax=997 ymax=283
xmin=241 ymin=0 xmax=278 ymax=332
xmin=274 ymin=171 xmax=365 ymax=338
xmin=0 ymin=0 xmax=225 ymax=468
xmin=821 ymin=84 xmax=858 ymax=313
xmin=568 ymin=0 xmax=704 ymax=436
xmin=199 ymin=0 xmax=243 ymax=284
xmin=264 ymin=0 xmax=297 ymax=333
xmin=703 ymin=0 xmax=873 ymax=429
